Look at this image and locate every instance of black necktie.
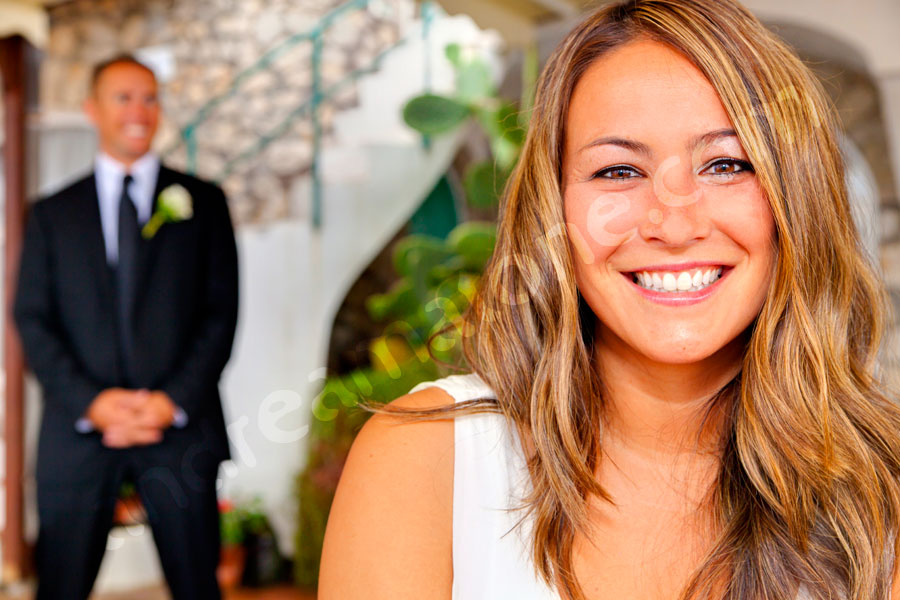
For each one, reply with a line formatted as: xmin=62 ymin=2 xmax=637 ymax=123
xmin=117 ymin=174 xmax=138 ymax=380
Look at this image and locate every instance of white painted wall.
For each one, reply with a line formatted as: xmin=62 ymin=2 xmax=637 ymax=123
xmin=742 ymin=0 xmax=900 ymax=76
xmin=216 ymin=130 xmax=470 ymax=556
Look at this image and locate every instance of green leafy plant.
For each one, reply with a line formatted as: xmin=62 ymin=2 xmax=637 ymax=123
xmin=402 ymin=94 xmax=471 ymax=135
xmin=402 ymin=43 xmax=535 ymax=210
xmin=219 ymin=497 xmax=273 ymax=545
xmin=219 ymin=499 xmax=246 ymax=547
xmin=293 ymin=223 xmax=495 ymax=587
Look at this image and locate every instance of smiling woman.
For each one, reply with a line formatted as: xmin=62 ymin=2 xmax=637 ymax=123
xmin=319 ymin=1 xmax=900 ymax=599
xmin=563 ymin=40 xmax=776 ymax=369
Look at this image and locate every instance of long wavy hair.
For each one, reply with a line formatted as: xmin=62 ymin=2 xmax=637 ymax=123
xmin=447 ymin=0 xmax=900 ymax=598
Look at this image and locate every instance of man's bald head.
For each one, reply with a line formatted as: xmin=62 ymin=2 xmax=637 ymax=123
xmin=90 ymin=55 xmax=156 ymax=96
xmin=85 ymin=55 xmax=160 ymax=166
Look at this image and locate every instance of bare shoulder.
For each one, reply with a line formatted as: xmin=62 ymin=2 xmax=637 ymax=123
xmin=318 ymin=385 xmax=457 ymax=600
xmin=893 ymin=553 xmax=900 ymax=599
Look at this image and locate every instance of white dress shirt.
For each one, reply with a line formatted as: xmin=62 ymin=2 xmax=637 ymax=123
xmin=94 ymin=152 xmax=159 ymax=265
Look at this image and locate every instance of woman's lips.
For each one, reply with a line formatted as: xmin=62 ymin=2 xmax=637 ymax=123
xmin=623 ymin=265 xmax=733 ymax=305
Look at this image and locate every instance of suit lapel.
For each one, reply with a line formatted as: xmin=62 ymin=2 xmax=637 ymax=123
xmin=82 ymin=173 xmax=115 ymax=303
xmin=133 ymin=165 xmax=168 ymax=311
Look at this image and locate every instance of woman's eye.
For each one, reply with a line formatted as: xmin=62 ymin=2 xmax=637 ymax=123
xmin=593 ymin=165 xmax=641 ymax=180
xmin=703 ymin=158 xmax=754 ymax=176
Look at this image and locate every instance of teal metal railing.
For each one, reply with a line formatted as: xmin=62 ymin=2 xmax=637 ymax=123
xmin=165 ymin=0 xmax=434 ymax=228
xmin=420 ymin=0 xmax=435 ymax=151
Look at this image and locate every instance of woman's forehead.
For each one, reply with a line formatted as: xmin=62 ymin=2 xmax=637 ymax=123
xmin=565 ymin=40 xmax=735 ymax=154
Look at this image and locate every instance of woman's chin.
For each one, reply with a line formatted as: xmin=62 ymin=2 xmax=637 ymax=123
xmin=611 ymin=331 xmax=744 ymax=369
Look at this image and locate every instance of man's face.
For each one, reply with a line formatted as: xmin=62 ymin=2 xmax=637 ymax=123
xmin=85 ymin=62 xmax=160 ymax=166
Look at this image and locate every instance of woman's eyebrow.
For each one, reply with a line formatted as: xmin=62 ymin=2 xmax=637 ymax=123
xmin=577 ymin=128 xmax=738 ymax=156
xmin=689 ymin=128 xmax=738 ymax=149
xmin=578 ymin=136 xmax=652 ymax=157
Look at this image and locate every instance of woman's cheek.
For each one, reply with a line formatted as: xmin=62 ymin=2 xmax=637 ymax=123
xmin=707 ymin=186 xmax=774 ymax=247
xmin=566 ymin=188 xmax=645 ymax=260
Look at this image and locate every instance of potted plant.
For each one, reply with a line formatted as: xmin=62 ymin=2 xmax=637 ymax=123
xmin=217 ymin=499 xmax=246 ymax=589
xmin=241 ymin=497 xmax=285 ymax=586
xmin=113 ymin=481 xmax=146 ymax=526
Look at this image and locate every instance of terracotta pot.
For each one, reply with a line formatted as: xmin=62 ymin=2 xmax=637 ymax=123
xmin=217 ymin=544 xmax=246 ymax=590
xmin=113 ymin=496 xmax=146 ymax=526
xmin=242 ymin=528 xmax=285 ymax=586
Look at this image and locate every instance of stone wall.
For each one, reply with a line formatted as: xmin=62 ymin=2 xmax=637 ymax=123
xmin=41 ymin=0 xmax=414 ymax=223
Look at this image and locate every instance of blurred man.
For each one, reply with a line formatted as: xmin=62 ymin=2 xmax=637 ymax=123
xmin=14 ymin=55 xmax=238 ymax=599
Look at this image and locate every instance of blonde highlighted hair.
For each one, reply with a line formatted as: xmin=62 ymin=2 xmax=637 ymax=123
xmin=455 ymin=0 xmax=900 ymax=598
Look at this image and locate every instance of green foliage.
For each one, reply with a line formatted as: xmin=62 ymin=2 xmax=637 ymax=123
xmin=474 ymin=103 xmax=523 ymax=172
xmin=366 ymin=225 xmax=495 ymax=346
xmin=220 ymin=498 xmax=269 ymax=547
xmin=464 ymin=160 xmax=509 ymax=209
xmin=445 ymin=43 xmax=462 ymax=67
xmin=495 ymin=102 xmax=526 ymax=147
xmin=220 ymin=508 xmax=245 ymax=547
xmin=118 ymin=481 xmax=137 ymax=499
xmin=293 ymin=41 xmax=526 ymax=591
xmin=364 ymin=279 xmax=417 ymax=323
xmin=402 ymin=94 xmax=471 ymax=135
xmin=520 ymin=44 xmax=538 ymax=128
xmin=455 ymin=58 xmax=496 ymax=103
xmin=402 ymin=43 xmax=535 ymax=210
xmin=293 ymin=357 xmax=442 ymax=588
xmin=241 ymin=497 xmax=270 ymax=536
xmin=392 ymin=235 xmax=457 ymax=288
xmin=447 ymin=221 xmax=497 ymax=272
xmin=294 ymin=222 xmax=496 ymax=589
xmin=442 ymin=42 xmax=496 ymax=102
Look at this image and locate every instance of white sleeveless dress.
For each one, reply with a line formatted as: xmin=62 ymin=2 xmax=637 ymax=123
xmin=411 ymin=373 xmax=560 ymax=599
xmin=410 ymin=374 xmax=813 ymax=600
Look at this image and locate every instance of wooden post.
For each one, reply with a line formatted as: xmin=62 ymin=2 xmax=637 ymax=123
xmin=0 ymin=34 xmax=28 ymax=583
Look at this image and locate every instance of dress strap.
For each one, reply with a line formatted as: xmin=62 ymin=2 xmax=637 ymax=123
xmin=409 ymin=373 xmax=497 ymax=403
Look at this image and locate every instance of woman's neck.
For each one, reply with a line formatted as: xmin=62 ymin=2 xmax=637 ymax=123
xmin=594 ymin=325 xmax=743 ymax=460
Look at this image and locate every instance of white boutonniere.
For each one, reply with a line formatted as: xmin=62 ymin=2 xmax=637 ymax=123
xmin=142 ymin=184 xmax=193 ymax=239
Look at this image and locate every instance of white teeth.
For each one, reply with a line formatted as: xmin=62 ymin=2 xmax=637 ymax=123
xmin=124 ymin=124 xmax=148 ymax=137
xmin=632 ymin=267 xmax=723 ymax=293
xmin=663 ymin=273 xmax=677 ymax=291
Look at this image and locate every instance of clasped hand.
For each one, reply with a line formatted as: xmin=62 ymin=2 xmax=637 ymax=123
xmin=86 ymin=388 xmax=176 ymax=448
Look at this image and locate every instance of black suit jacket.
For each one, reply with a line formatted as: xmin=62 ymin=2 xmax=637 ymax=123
xmin=14 ymin=165 xmax=238 ymax=483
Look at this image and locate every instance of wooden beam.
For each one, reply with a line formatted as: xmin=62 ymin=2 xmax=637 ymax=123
xmin=435 ymin=0 xmax=539 ymax=46
xmin=528 ymin=0 xmax=578 ymax=18
xmin=0 ymin=34 xmax=28 ymax=584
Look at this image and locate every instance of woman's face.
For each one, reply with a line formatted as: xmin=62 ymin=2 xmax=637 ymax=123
xmin=562 ymin=39 xmax=775 ymax=367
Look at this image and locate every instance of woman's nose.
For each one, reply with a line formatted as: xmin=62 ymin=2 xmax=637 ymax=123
xmin=639 ymin=204 xmax=711 ymax=246
xmin=639 ymin=159 xmax=711 ymax=245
